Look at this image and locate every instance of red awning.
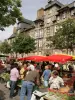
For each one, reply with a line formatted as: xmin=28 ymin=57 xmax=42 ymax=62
xmin=18 ymin=55 xmax=45 ymax=62
xmin=43 ymin=54 xmax=72 ymax=63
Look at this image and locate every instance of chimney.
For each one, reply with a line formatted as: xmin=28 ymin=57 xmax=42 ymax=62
xmin=37 ymin=8 xmax=44 ymax=19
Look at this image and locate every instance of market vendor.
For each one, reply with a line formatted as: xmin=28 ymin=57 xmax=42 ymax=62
xmin=49 ymin=70 xmax=64 ymax=90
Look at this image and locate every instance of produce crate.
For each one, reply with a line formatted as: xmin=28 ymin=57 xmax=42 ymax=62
xmin=47 ymin=88 xmax=75 ymax=100
xmin=0 ymin=73 xmax=10 ymax=83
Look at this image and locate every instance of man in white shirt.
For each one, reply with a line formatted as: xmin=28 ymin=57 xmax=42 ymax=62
xmin=27 ymin=61 xmax=35 ymax=71
xmin=55 ymin=63 xmax=59 ymax=68
xmin=49 ymin=70 xmax=64 ymax=89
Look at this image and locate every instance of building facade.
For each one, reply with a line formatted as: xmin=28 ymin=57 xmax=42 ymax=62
xmin=8 ymin=0 xmax=75 ymax=56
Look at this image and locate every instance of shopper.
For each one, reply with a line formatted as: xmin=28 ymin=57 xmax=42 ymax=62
xmin=42 ymin=65 xmax=51 ymax=87
xmin=9 ymin=63 xmax=19 ymax=99
xmin=20 ymin=67 xmax=40 ymax=100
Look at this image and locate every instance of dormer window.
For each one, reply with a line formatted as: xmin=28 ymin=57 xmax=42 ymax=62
xmin=57 ymin=16 xmax=60 ymax=21
xmin=71 ymin=10 xmax=74 ymax=16
xmin=62 ymin=13 xmax=66 ymax=19
xmin=74 ymin=2 xmax=75 ymax=7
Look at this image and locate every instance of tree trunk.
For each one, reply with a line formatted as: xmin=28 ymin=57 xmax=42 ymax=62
xmin=16 ymin=53 xmax=17 ymax=58
xmin=71 ymin=49 xmax=74 ymax=55
xmin=21 ymin=53 xmax=24 ymax=57
xmin=66 ymin=48 xmax=68 ymax=54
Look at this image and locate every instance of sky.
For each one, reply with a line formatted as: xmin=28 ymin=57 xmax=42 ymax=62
xmin=0 ymin=0 xmax=74 ymax=41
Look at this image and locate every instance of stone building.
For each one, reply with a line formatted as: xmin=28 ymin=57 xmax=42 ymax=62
xmin=8 ymin=0 xmax=75 ymax=55
xmin=8 ymin=27 xmax=17 ymax=44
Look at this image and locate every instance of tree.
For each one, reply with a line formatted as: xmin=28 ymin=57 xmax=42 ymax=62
xmin=47 ymin=18 xmax=75 ymax=54
xmin=0 ymin=0 xmax=22 ymax=30
xmin=0 ymin=41 xmax=11 ymax=54
xmin=12 ymin=33 xmax=36 ymax=54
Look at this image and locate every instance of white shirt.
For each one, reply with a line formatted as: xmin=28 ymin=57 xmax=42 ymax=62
xmin=73 ymin=64 xmax=75 ymax=71
xmin=49 ymin=76 xmax=64 ymax=89
xmin=28 ymin=64 xmax=35 ymax=71
xmin=55 ymin=63 xmax=59 ymax=68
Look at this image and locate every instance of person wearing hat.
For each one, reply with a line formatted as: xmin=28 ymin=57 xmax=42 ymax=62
xmin=20 ymin=67 xmax=40 ymax=100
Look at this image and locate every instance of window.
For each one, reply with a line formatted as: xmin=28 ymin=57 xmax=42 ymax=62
xmin=50 ymin=27 xmax=54 ymax=36
xmin=55 ymin=26 xmax=57 ymax=33
xmin=52 ymin=16 xmax=56 ymax=22
xmin=35 ymin=40 xmax=38 ymax=48
xmin=35 ymin=40 xmax=43 ymax=48
xmin=39 ymin=40 xmax=43 ymax=48
xmin=47 ymin=18 xmax=51 ymax=23
xmin=57 ymin=16 xmax=60 ymax=21
xmin=35 ymin=30 xmax=39 ymax=38
xmin=39 ymin=29 xmax=43 ymax=38
xmin=49 ymin=9 xmax=52 ymax=14
xmin=62 ymin=13 xmax=66 ymax=19
xmin=71 ymin=10 xmax=74 ymax=16
xmin=46 ymin=27 xmax=50 ymax=36
xmin=74 ymin=2 xmax=75 ymax=7
xmin=54 ymin=25 xmax=59 ymax=33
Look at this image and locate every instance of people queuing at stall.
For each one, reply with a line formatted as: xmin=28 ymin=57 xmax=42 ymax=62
xmin=0 ymin=58 xmax=75 ymax=100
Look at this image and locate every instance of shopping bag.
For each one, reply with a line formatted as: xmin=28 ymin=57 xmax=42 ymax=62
xmin=6 ymin=81 xmax=10 ymax=88
xmin=31 ymin=94 xmax=36 ymax=100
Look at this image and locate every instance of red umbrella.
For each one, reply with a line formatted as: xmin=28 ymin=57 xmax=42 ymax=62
xmin=18 ymin=58 xmax=24 ymax=61
xmin=43 ymin=54 xmax=72 ymax=63
xmin=18 ymin=55 xmax=45 ymax=62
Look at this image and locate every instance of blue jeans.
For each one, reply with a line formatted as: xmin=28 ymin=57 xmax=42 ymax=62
xmin=10 ymin=80 xmax=17 ymax=98
xmin=20 ymin=81 xmax=34 ymax=100
xmin=43 ymin=80 xmax=48 ymax=87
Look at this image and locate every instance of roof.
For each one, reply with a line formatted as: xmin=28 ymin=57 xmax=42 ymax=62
xmin=24 ymin=26 xmax=35 ymax=32
xmin=8 ymin=34 xmax=16 ymax=39
xmin=18 ymin=18 xmax=34 ymax=26
xmin=34 ymin=17 xmax=44 ymax=23
xmin=17 ymin=18 xmax=35 ymax=31
xmin=45 ymin=0 xmax=63 ymax=10
xmin=68 ymin=1 xmax=75 ymax=8
xmin=20 ymin=25 xmax=35 ymax=33
xmin=58 ymin=1 xmax=75 ymax=12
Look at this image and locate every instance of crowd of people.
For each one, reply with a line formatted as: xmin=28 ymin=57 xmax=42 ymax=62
xmin=0 ymin=59 xmax=75 ymax=100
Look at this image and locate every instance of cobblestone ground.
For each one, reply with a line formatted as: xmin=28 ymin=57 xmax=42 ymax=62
xmin=0 ymin=83 xmax=47 ymax=100
xmin=0 ymin=83 xmax=20 ymax=100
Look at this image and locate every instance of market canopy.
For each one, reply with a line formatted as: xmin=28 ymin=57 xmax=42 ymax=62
xmin=43 ymin=54 xmax=72 ymax=63
xmin=18 ymin=54 xmax=73 ymax=63
xmin=18 ymin=55 xmax=46 ymax=62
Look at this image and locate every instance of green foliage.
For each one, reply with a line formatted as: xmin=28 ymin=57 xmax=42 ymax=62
xmin=47 ymin=18 xmax=75 ymax=51
xmin=0 ymin=41 xmax=11 ymax=54
xmin=0 ymin=0 xmax=23 ymax=30
xmin=12 ymin=33 xmax=36 ymax=54
xmin=0 ymin=73 xmax=10 ymax=82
